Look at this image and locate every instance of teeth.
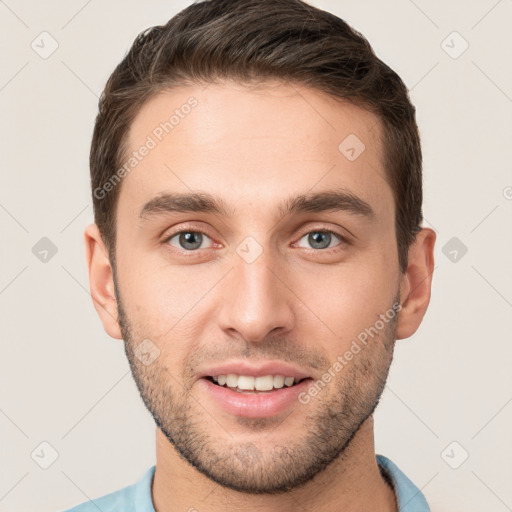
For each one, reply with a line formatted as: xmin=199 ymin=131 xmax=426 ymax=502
xmin=211 ymin=374 xmax=301 ymax=391
xmin=273 ymin=375 xmax=285 ymax=389
xmin=226 ymin=374 xmax=238 ymax=387
xmin=284 ymin=377 xmax=294 ymax=387
xmin=255 ymin=375 xmax=274 ymax=391
xmin=238 ymin=375 xmax=255 ymax=390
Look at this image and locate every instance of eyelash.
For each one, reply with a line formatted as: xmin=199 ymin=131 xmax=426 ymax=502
xmin=162 ymin=225 xmax=350 ymax=257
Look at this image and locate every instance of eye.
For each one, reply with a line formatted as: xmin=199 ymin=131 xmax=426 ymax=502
xmin=295 ymin=230 xmax=347 ymax=251
xmin=166 ymin=230 xmax=213 ymax=251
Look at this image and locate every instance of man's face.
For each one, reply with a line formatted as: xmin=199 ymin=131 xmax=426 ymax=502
xmin=113 ymin=81 xmax=402 ymax=493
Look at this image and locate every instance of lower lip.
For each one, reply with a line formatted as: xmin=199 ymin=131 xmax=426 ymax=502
xmin=198 ymin=378 xmax=312 ymax=418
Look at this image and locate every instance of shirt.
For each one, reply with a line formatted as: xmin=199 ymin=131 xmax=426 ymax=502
xmin=61 ymin=454 xmax=430 ymax=511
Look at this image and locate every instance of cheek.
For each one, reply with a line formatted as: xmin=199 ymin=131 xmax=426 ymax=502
xmin=118 ymin=255 xmax=220 ymax=344
xmin=293 ymin=254 xmax=397 ymax=342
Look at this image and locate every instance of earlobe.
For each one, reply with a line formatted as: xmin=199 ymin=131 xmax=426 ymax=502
xmin=84 ymin=223 xmax=123 ymax=340
xmin=396 ymin=227 xmax=436 ymax=340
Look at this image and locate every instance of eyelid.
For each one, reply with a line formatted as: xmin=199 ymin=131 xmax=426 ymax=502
xmin=162 ymin=221 xmax=215 ymax=238
xmin=295 ymin=224 xmax=351 ymax=242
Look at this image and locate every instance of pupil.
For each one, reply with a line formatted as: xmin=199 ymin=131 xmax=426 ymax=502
xmin=309 ymin=231 xmax=330 ymax=249
xmin=180 ymin=232 xmax=202 ymax=250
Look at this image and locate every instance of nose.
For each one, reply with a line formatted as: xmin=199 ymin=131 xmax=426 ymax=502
xmin=218 ymin=247 xmax=296 ymax=344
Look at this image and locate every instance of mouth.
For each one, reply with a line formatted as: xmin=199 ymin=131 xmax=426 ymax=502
xmin=204 ymin=374 xmax=312 ymax=394
xmin=199 ymin=371 xmax=314 ymax=418
xmin=197 ymin=361 xmax=315 ymax=417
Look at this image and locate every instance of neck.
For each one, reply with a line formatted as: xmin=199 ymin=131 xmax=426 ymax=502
xmin=151 ymin=416 xmax=397 ymax=512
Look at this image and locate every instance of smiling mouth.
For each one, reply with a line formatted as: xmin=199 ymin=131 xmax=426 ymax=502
xmin=204 ymin=374 xmax=311 ymax=393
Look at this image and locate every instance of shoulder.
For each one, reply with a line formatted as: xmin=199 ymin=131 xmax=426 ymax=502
xmin=59 ymin=465 xmax=156 ymax=512
xmin=376 ymin=454 xmax=431 ymax=512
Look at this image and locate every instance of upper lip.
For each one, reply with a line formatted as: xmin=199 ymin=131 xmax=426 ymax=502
xmin=197 ymin=360 xmax=314 ymax=381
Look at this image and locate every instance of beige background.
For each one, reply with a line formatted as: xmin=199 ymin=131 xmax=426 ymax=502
xmin=1 ymin=1 xmax=511 ymax=511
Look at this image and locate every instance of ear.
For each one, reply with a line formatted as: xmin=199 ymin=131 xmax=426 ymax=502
xmin=84 ymin=223 xmax=123 ymax=340
xmin=396 ymin=227 xmax=436 ymax=340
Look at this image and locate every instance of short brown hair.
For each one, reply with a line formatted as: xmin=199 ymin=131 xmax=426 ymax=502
xmin=90 ymin=0 xmax=423 ymax=273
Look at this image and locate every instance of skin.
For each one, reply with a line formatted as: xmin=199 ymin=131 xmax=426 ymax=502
xmin=85 ymin=80 xmax=435 ymax=512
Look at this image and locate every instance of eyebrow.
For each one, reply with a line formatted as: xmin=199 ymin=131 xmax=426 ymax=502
xmin=139 ymin=188 xmax=375 ymax=221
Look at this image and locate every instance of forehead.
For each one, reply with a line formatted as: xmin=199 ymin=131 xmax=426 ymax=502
xmin=119 ymin=80 xmax=392 ymax=223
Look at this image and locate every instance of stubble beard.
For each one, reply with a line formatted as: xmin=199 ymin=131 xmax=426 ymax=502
xmin=114 ymin=277 xmax=398 ymax=494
